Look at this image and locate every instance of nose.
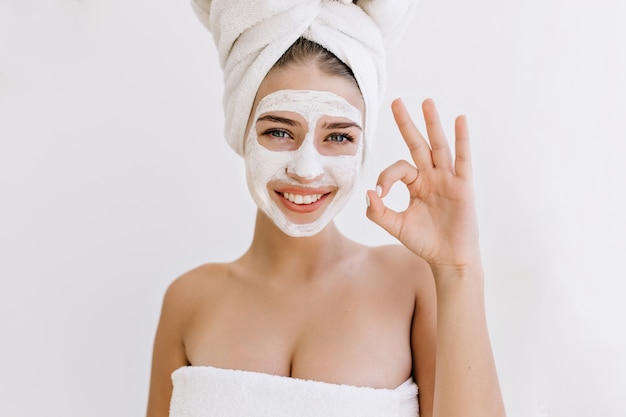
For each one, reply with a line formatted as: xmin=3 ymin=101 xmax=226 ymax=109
xmin=286 ymin=137 xmax=324 ymax=183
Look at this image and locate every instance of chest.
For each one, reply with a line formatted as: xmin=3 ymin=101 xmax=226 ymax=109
xmin=184 ymin=273 xmax=415 ymax=388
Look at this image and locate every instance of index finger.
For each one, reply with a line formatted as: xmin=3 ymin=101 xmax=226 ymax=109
xmin=391 ymin=98 xmax=433 ymax=170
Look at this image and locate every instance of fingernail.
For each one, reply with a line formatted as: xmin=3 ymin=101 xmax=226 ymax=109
xmin=375 ymin=185 xmax=382 ymax=197
xmin=366 ymin=192 xmax=371 ymax=207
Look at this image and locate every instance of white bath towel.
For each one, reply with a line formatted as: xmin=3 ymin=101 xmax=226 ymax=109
xmin=169 ymin=365 xmax=419 ymax=417
xmin=192 ymin=0 xmax=418 ymax=157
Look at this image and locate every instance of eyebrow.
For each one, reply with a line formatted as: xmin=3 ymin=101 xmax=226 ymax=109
xmin=256 ymin=115 xmax=301 ymax=127
xmin=322 ymin=121 xmax=362 ymax=130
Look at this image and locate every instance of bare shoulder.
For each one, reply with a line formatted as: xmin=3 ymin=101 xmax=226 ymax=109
xmin=156 ymin=262 xmax=237 ymax=354
xmin=161 ymin=261 xmax=243 ymax=345
xmin=146 ymin=262 xmax=233 ymax=417
xmin=367 ymin=244 xmax=433 ymax=290
xmin=164 ymin=263 xmax=231 ymax=308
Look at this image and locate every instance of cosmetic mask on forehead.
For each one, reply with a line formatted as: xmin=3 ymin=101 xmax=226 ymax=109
xmin=244 ymin=89 xmax=364 ymax=237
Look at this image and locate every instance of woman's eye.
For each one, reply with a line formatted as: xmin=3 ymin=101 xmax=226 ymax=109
xmin=264 ymin=129 xmax=292 ymax=139
xmin=327 ymin=133 xmax=354 ymax=143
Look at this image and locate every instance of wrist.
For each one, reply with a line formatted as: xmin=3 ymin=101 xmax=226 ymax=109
xmin=429 ymin=259 xmax=484 ymax=290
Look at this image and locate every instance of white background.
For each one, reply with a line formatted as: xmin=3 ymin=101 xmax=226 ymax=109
xmin=1 ymin=1 xmax=625 ymax=416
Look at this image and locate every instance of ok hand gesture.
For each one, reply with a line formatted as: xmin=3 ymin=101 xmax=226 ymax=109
xmin=366 ymin=99 xmax=481 ymax=272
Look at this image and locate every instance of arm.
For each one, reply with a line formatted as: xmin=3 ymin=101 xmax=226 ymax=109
xmin=410 ymin=260 xmax=437 ymax=417
xmin=366 ymin=99 xmax=505 ymax=417
xmin=146 ymin=280 xmax=191 ymax=417
xmin=430 ymin=263 xmax=503 ymax=417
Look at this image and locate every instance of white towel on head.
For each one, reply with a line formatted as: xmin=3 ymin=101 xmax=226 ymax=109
xmin=192 ymin=0 xmax=418 ymax=157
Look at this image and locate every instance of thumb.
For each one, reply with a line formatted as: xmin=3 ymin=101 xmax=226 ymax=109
xmin=365 ymin=188 xmax=402 ymax=239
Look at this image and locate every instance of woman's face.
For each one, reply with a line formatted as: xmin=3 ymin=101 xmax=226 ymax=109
xmin=244 ymin=63 xmax=365 ymax=237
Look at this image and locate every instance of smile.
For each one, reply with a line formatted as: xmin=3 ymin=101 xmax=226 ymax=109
xmin=280 ymin=192 xmax=327 ymax=205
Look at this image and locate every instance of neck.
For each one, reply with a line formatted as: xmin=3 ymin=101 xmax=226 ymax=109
xmin=242 ymin=210 xmax=352 ymax=282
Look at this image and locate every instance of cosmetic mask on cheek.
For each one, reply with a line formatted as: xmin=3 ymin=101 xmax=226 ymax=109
xmin=244 ymin=90 xmax=364 ymax=237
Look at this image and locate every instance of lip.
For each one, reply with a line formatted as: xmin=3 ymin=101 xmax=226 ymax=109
xmin=273 ymin=186 xmax=334 ymax=214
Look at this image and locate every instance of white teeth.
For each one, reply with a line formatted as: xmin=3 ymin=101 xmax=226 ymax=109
xmin=283 ymin=192 xmax=323 ymax=205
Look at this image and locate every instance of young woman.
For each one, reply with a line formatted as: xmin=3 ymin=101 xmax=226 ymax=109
xmin=147 ymin=2 xmax=505 ymax=417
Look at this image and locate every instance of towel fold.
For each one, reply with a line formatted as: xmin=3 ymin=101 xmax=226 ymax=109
xmin=192 ymin=0 xmax=418 ymax=156
xmin=169 ymin=365 xmax=419 ymax=417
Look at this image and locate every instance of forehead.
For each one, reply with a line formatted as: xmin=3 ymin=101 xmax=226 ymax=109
xmin=252 ymin=64 xmax=364 ymax=114
xmin=255 ymin=90 xmax=362 ymax=124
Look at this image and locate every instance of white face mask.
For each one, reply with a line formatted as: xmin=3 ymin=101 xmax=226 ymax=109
xmin=244 ymin=89 xmax=364 ymax=237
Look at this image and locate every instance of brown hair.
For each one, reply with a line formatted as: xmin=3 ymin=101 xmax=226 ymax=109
xmin=271 ymin=38 xmax=359 ymax=89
